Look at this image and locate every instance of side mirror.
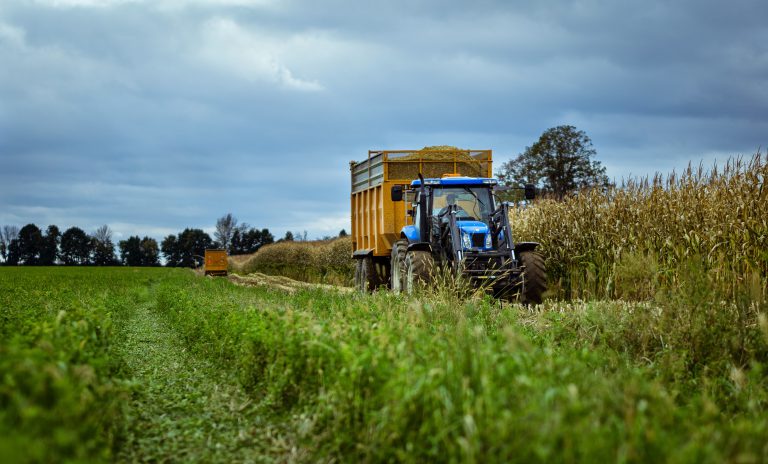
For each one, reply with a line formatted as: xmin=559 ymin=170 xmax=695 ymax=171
xmin=524 ymin=184 xmax=536 ymax=200
xmin=391 ymin=185 xmax=403 ymax=201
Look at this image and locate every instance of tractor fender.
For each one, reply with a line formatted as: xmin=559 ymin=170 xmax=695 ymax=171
xmin=401 ymin=225 xmax=420 ymax=243
xmin=514 ymin=242 xmax=540 ymax=254
xmin=352 ymin=249 xmax=374 ymax=259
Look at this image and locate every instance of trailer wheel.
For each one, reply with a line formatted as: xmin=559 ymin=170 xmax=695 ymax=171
xmin=354 ymin=256 xmax=378 ymax=293
xmin=390 ymin=240 xmax=408 ymax=293
xmin=519 ymin=251 xmax=546 ymax=304
xmin=404 ymin=250 xmax=434 ymax=294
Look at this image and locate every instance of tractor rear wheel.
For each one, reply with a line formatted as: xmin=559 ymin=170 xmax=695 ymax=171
xmin=404 ymin=250 xmax=434 ymax=294
xmin=354 ymin=256 xmax=378 ymax=293
xmin=390 ymin=240 xmax=408 ymax=293
xmin=519 ymin=251 xmax=546 ymax=304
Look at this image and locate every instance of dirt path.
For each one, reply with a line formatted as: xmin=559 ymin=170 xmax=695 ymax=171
xmin=227 ymin=272 xmax=353 ymax=294
xmin=114 ymin=300 xmax=296 ymax=463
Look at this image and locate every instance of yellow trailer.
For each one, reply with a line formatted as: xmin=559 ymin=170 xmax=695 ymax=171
xmin=204 ymin=249 xmax=228 ymax=276
xmin=350 ymin=149 xmax=492 ymax=287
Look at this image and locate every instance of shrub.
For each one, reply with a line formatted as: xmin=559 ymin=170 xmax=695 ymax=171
xmin=231 ymin=237 xmax=354 ymax=286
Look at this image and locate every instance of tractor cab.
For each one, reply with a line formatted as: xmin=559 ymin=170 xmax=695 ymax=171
xmin=401 ymin=177 xmax=498 ymax=252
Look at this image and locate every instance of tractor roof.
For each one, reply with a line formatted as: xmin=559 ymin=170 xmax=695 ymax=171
xmin=410 ymin=177 xmax=498 ymax=187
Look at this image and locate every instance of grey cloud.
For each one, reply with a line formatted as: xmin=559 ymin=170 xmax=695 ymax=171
xmin=1 ymin=0 xmax=767 ymax=242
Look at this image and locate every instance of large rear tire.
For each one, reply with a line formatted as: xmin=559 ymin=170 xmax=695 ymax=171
xmin=354 ymin=256 xmax=378 ymax=293
xmin=519 ymin=251 xmax=546 ymax=304
xmin=390 ymin=240 xmax=408 ymax=293
xmin=404 ymin=250 xmax=434 ymax=294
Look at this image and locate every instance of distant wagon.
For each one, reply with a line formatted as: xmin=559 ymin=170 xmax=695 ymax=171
xmin=204 ymin=249 xmax=228 ymax=276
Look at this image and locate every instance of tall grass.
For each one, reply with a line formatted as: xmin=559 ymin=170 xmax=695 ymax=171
xmin=231 ymin=237 xmax=354 ymax=286
xmin=3 ymin=266 xmax=765 ymax=461
xmin=153 ymin=272 xmax=768 ymax=462
xmin=512 ymin=153 xmax=768 ymax=301
xmin=0 ymin=268 xmax=171 ymax=462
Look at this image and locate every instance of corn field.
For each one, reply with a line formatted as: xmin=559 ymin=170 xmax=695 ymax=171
xmin=511 ymin=153 xmax=768 ymax=300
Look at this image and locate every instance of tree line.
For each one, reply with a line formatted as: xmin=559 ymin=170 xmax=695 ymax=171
xmin=0 ymin=223 xmax=158 ymax=266
xmin=0 ymin=214 xmax=277 ymax=267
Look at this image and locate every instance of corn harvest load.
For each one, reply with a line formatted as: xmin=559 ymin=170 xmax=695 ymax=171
xmin=387 ymin=145 xmax=486 ymax=179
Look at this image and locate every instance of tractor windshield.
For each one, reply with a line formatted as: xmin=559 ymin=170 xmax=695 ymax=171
xmin=432 ymin=186 xmax=493 ymax=222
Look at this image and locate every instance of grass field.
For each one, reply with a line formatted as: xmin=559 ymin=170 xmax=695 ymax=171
xmin=2 ymin=266 xmax=767 ymax=462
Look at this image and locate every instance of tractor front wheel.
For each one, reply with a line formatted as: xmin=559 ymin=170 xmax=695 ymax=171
xmin=404 ymin=250 xmax=434 ymax=294
xmin=519 ymin=251 xmax=547 ymax=304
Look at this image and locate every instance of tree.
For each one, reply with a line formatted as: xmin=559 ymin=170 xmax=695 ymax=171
xmin=6 ymin=239 xmax=20 ymax=265
xmin=230 ymin=229 xmax=243 ymax=253
xmin=139 ymin=237 xmax=160 ymax=266
xmin=214 ymin=213 xmax=244 ymax=253
xmin=230 ymin=227 xmax=274 ymax=255
xmin=119 ymin=235 xmax=160 ymax=266
xmin=283 ymin=231 xmax=294 ymax=242
xmin=16 ymin=224 xmax=44 ymax=265
xmin=0 ymin=225 xmax=19 ymax=263
xmin=61 ymin=227 xmax=92 ymax=265
xmin=338 ymin=229 xmax=348 ymax=237
xmin=161 ymin=235 xmax=181 ymax=267
xmin=40 ymin=225 xmax=60 ymax=265
xmin=178 ymin=228 xmax=213 ymax=267
xmin=162 ymin=229 xmax=213 ymax=267
xmin=91 ymin=225 xmax=118 ymax=265
xmin=119 ymin=236 xmax=143 ymax=266
xmin=497 ymin=125 xmax=611 ymax=200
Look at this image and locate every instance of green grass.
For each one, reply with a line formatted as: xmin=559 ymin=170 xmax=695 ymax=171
xmin=0 ymin=267 xmax=167 ymax=462
xmin=113 ymin=288 xmax=284 ymax=462
xmin=1 ymin=267 xmax=767 ymax=462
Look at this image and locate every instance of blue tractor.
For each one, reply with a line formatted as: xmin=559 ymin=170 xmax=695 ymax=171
xmin=389 ymin=174 xmax=546 ymax=303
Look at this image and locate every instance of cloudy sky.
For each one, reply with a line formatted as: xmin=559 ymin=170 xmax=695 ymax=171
xmin=2 ymin=0 xmax=767 ymax=242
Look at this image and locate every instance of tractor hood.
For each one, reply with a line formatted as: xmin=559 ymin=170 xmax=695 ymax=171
xmin=457 ymin=221 xmax=489 ymax=234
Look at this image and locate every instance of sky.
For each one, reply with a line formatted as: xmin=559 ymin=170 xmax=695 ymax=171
xmin=2 ymin=0 xmax=767 ymax=243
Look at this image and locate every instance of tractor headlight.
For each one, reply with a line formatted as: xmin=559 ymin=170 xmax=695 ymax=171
xmin=462 ymin=231 xmax=471 ymax=249
xmin=485 ymin=233 xmax=492 ymax=249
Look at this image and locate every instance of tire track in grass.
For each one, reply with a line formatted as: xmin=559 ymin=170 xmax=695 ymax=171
xmin=115 ymin=301 xmax=296 ymax=463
